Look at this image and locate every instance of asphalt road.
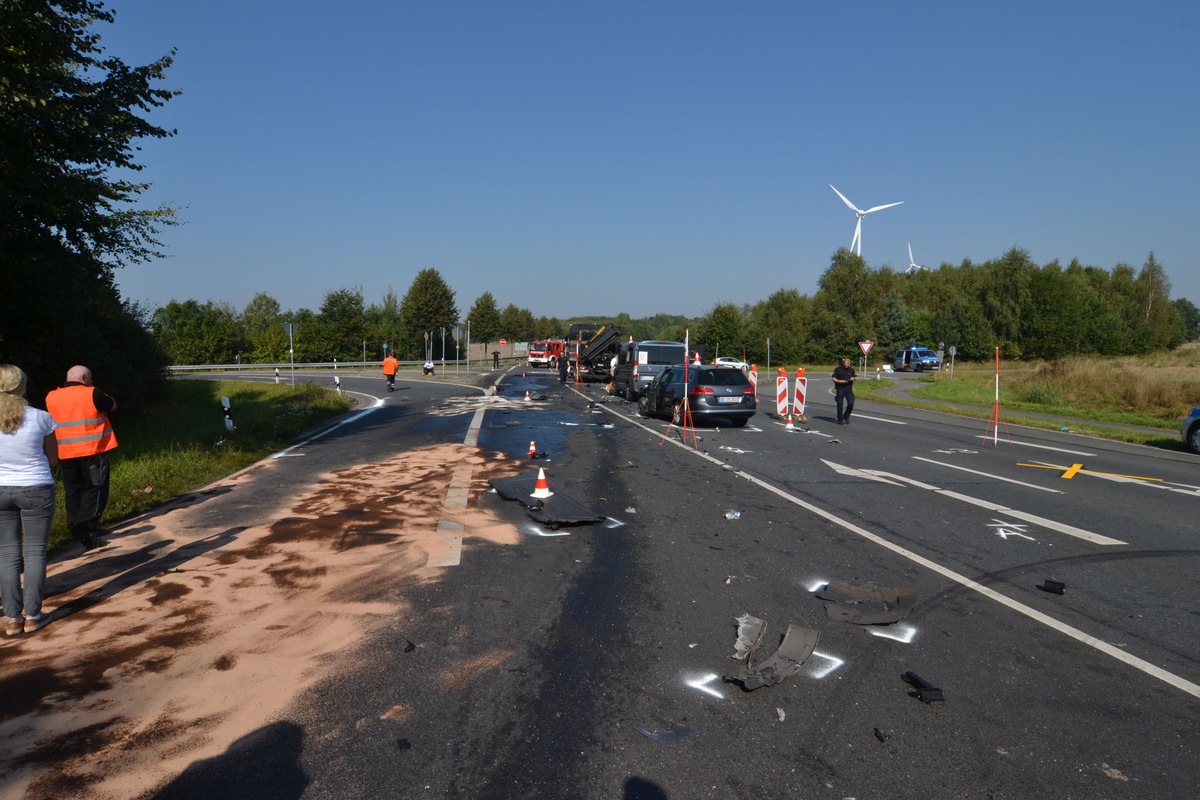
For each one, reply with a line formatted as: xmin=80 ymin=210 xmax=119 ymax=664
xmin=12 ymin=367 xmax=1199 ymax=799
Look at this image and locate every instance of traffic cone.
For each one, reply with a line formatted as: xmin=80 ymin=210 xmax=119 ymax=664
xmin=530 ymin=468 xmax=553 ymax=499
xmin=528 ymin=441 xmax=537 ymax=458
xmin=785 ymin=415 xmax=795 ymax=431
xmin=524 ymin=390 xmax=532 ymax=402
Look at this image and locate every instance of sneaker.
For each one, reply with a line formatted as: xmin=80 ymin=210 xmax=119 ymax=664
xmin=23 ymin=613 xmax=48 ymax=634
xmin=5 ymin=617 xmax=23 ymax=636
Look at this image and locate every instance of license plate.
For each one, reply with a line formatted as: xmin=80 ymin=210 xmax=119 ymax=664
xmin=717 ymin=396 xmax=741 ymax=404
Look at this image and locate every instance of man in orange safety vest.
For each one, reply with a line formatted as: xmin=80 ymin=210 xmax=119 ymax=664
xmin=382 ymin=353 xmax=400 ymax=392
xmin=45 ymin=365 xmax=118 ymax=551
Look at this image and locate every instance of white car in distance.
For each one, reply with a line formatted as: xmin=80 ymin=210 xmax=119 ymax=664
xmin=714 ymin=357 xmax=750 ymax=371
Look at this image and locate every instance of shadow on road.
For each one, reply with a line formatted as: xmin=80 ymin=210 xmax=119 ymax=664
xmin=151 ymin=721 xmax=308 ymax=799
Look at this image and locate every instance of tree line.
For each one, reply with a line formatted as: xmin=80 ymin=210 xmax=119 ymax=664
xmin=145 ymin=247 xmax=1198 ymax=369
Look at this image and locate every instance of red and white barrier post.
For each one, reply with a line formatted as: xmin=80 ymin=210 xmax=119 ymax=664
xmin=792 ymin=367 xmax=807 ymax=421
xmin=776 ymin=372 xmax=790 ymax=422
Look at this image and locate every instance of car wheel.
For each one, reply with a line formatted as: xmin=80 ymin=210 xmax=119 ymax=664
xmin=915 ymin=364 xmax=924 ymax=372
xmin=637 ymin=395 xmax=651 ymax=417
xmin=626 ymin=384 xmax=637 ymax=402
xmin=1189 ymin=423 xmax=1200 ymax=455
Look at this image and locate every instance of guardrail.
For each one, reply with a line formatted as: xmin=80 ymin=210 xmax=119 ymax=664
xmin=165 ymin=358 xmax=517 ymax=375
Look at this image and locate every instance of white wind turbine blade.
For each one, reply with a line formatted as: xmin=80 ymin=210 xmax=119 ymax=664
xmin=908 ymin=242 xmax=916 ymax=267
xmin=829 ymin=184 xmax=862 ymax=213
xmin=863 ymin=200 xmax=903 ymax=215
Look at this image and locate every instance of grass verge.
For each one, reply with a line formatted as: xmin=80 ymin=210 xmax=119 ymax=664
xmin=852 ymin=351 xmax=1196 ymax=450
xmin=52 ymin=379 xmax=353 ymax=551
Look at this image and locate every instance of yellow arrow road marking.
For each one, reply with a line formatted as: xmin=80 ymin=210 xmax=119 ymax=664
xmin=1017 ymin=462 xmax=1164 ymax=483
xmin=1061 ymin=463 xmax=1084 ymax=479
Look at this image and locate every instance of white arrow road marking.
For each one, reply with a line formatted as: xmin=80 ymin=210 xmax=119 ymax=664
xmin=822 ymin=459 xmax=905 ymax=486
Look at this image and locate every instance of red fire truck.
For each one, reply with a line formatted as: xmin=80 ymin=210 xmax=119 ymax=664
xmin=527 ymin=339 xmax=567 ymax=368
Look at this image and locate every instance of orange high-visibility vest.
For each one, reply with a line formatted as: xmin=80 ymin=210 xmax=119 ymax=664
xmin=382 ymin=356 xmax=399 ymax=375
xmin=46 ymin=385 xmax=118 ymax=459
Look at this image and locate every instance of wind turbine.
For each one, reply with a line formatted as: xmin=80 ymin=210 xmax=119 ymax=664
xmin=829 ymin=184 xmax=903 ymax=256
xmin=905 ymin=242 xmax=927 ymax=274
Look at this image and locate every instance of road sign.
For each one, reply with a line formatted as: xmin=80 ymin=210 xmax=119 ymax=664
xmin=858 ymin=340 xmax=874 ymax=355
xmin=500 ymin=338 xmax=507 ymax=345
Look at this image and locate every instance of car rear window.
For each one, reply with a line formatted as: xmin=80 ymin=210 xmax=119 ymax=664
xmin=694 ymin=368 xmax=750 ymax=386
xmin=641 ymin=345 xmax=687 ymax=365
xmin=913 ymin=349 xmax=936 ymax=358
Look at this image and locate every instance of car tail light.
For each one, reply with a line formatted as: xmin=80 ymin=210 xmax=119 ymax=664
xmin=742 ymin=386 xmax=754 ymax=395
xmin=690 ymin=386 xmax=715 ymax=396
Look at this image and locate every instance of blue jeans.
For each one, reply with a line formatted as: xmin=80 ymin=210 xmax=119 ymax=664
xmin=0 ymin=483 xmax=55 ymax=619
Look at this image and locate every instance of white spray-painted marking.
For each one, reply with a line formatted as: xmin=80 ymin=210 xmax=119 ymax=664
xmin=987 ymin=519 xmax=1036 ymax=541
xmin=804 ymin=650 xmax=845 ymax=679
xmin=685 ymin=673 xmax=725 ymax=700
xmin=869 ymin=624 xmax=918 ymax=644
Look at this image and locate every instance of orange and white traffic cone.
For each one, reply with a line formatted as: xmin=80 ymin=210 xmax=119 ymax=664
xmin=524 ymin=390 xmax=532 ymax=402
xmin=528 ymin=441 xmax=537 ymax=458
xmin=785 ymin=415 xmax=795 ymax=431
xmin=530 ymin=468 xmax=553 ymax=499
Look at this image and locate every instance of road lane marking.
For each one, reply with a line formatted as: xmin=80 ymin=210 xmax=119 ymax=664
xmin=852 ymin=413 xmax=906 ymax=425
xmin=974 ymin=436 xmax=1095 ymax=456
xmin=271 ymin=400 xmax=385 ymax=457
xmin=912 ymin=457 xmax=1062 ymax=493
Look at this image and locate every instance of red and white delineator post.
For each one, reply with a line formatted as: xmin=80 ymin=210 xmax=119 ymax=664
xmin=792 ymin=368 xmax=808 ymax=421
xmin=749 ymin=365 xmax=758 ymax=395
xmin=776 ymin=371 xmax=790 ymax=427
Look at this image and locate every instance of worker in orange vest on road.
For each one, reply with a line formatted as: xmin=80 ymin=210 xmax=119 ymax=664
xmin=382 ymin=353 xmax=400 ymax=392
xmin=45 ymin=365 xmax=117 ymax=552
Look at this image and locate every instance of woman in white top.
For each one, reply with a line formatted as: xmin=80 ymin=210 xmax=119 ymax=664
xmin=0 ymin=365 xmax=59 ymax=635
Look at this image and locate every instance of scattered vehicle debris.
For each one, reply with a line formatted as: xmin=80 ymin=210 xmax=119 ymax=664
xmin=728 ymin=614 xmax=820 ymax=691
xmin=633 ymin=723 xmax=698 ymax=744
xmin=874 ymin=727 xmax=890 ymax=742
xmin=816 ymin=579 xmax=918 ymax=625
xmin=724 ymin=510 xmax=741 ymax=520
xmin=1040 ymin=579 xmax=1066 ymax=594
xmin=732 ymin=613 xmax=766 ymax=661
xmin=776 ymin=708 xmax=786 ymax=722
xmin=902 ymin=671 xmax=944 ymax=703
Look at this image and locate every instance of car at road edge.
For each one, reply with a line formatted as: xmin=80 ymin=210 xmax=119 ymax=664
xmin=1183 ymin=406 xmax=1200 ymax=454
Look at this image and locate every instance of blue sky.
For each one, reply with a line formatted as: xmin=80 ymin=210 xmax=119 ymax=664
xmin=105 ymin=1 xmax=1200 ymax=319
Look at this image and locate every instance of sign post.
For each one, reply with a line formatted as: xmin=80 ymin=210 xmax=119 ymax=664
xmin=858 ymin=340 xmax=874 ymax=372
